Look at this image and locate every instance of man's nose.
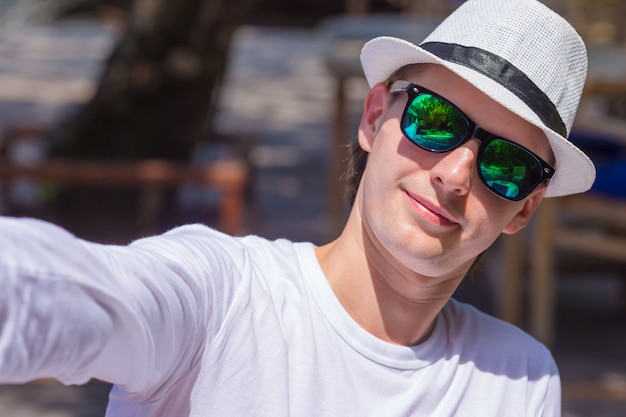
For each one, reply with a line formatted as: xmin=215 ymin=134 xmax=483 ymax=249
xmin=430 ymin=142 xmax=477 ymax=197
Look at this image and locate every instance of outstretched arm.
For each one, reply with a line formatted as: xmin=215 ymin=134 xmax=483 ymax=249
xmin=0 ymin=217 xmax=212 ymax=396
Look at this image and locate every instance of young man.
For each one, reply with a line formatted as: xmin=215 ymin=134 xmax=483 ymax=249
xmin=0 ymin=0 xmax=595 ymax=416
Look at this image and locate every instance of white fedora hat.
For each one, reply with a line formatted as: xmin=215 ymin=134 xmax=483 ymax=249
xmin=360 ymin=0 xmax=595 ymax=197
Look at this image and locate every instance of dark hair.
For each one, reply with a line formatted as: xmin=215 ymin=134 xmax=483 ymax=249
xmin=342 ymin=141 xmax=368 ymax=207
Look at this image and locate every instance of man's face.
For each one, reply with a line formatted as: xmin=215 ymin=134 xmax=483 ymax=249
xmin=355 ymin=64 xmax=551 ymax=279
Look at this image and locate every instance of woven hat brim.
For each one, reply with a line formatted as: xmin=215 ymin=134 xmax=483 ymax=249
xmin=361 ymin=36 xmax=596 ymax=198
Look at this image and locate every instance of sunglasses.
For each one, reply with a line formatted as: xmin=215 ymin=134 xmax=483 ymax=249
xmin=389 ymin=82 xmax=555 ymax=201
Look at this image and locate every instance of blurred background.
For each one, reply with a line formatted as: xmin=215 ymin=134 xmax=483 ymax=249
xmin=0 ymin=0 xmax=625 ymax=416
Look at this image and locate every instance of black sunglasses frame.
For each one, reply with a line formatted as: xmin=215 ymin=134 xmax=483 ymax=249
xmin=389 ymin=82 xmax=555 ymax=201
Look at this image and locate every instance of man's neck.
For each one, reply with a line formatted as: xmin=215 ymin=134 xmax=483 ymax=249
xmin=315 ymin=211 xmax=467 ymax=347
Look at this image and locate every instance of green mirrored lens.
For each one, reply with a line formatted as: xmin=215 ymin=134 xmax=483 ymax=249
xmin=403 ymin=94 xmax=468 ymax=151
xmin=480 ymin=139 xmax=542 ymax=199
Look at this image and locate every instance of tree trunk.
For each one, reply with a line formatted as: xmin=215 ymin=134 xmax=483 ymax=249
xmin=42 ymin=0 xmax=255 ymax=241
xmin=52 ymin=0 xmax=255 ymax=162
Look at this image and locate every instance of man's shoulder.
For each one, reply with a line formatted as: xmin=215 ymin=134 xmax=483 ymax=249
xmin=443 ymin=299 xmax=554 ymax=366
xmin=137 ymin=224 xmax=306 ymax=259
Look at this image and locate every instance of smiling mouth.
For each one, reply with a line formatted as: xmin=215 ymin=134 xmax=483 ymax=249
xmin=403 ymin=190 xmax=459 ymax=227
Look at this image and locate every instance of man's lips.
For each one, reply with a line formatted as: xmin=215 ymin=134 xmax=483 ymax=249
xmin=403 ymin=190 xmax=459 ymax=227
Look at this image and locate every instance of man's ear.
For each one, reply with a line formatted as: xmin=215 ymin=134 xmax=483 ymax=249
xmin=502 ymin=187 xmax=547 ymax=234
xmin=358 ymin=83 xmax=388 ymax=152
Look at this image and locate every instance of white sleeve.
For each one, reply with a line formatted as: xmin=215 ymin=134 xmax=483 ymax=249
xmin=538 ymin=366 xmax=562 ymax=417
xmin=0 ymin=217 xmax=230 ymax=396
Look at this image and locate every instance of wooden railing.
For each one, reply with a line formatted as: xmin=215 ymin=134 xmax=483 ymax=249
xmin=0 ymin=158 xmax=249 ymax=236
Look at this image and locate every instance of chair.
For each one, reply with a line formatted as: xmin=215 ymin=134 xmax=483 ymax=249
xmin=498 ymin=97 xmax=626 ymax=347
xmin=528 ymin=125 xmax=626 ymax=343
xmin=496 ymin=0 xmax=626 ymax=346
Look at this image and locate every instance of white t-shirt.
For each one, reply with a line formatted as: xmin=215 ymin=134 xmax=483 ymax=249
xmin=0 ymin=217 xmax=560 ymax=416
